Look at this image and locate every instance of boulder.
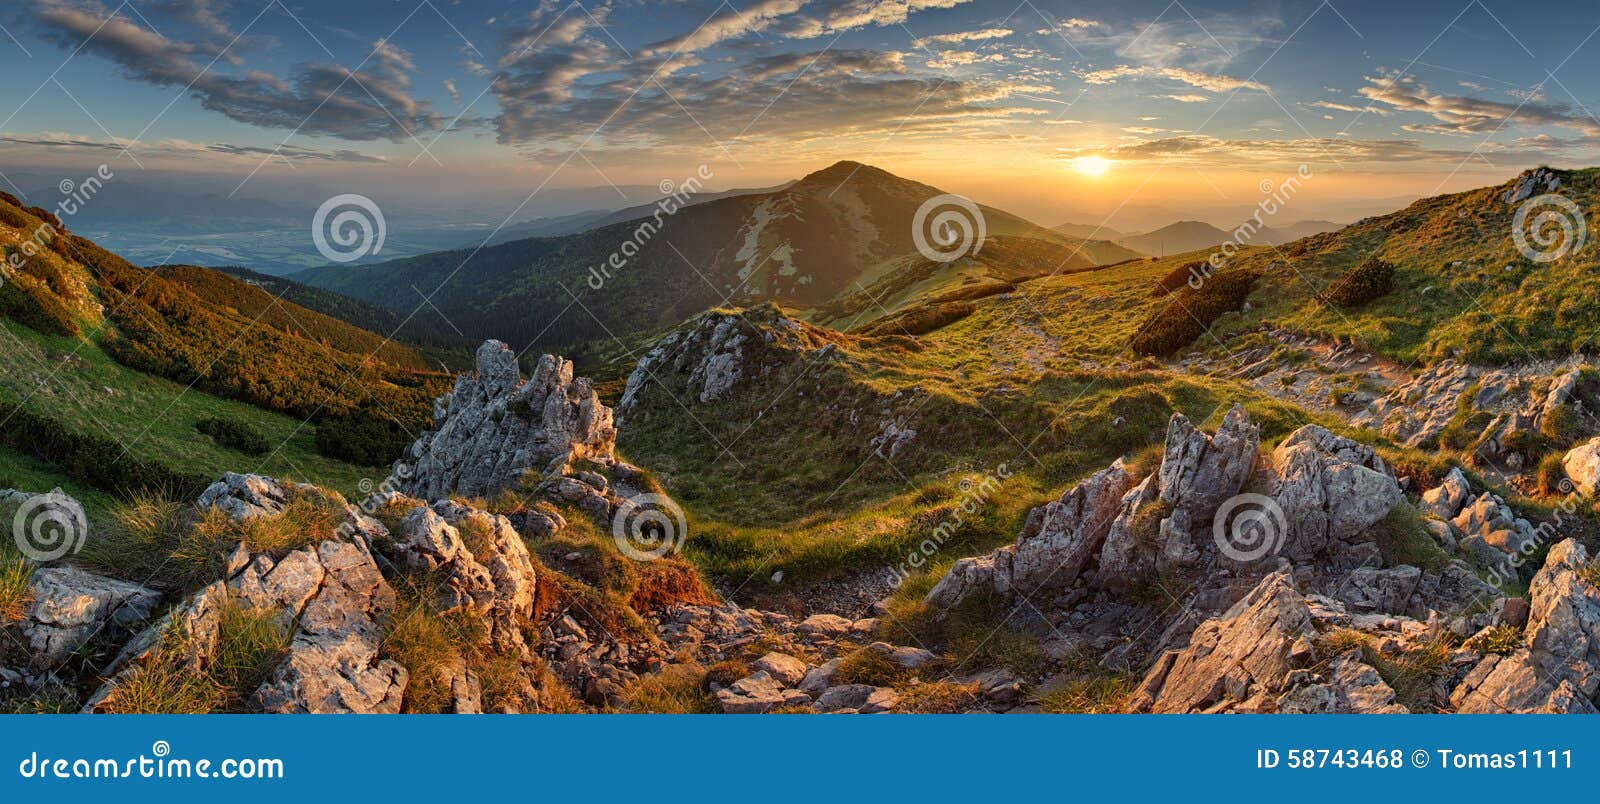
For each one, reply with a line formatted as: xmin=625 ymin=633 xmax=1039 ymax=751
xmin=752 ymin=652 xmax=810 ymax=687
xmin=1269 ymin=425 xmax=1401 ymax=562
xmin=1421 ymin=467 xmax=1472 ymax=519
xmin=1562 ymin=438 xmax=1600 ymax=496
xmin=21 ymin=567 xmax=161 ymax=669
xmin=1156 ymin=405 xmax=1259 ymax=521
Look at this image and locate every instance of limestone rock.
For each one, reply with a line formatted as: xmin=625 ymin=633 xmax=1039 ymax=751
xmin=1156 ymin=405 xmax=1259 ymax=521
xmin=391 ymin=341 xmax=617 ymax=500
xmin=21 ymin=567 xmax=161 ymax=669
xmin=1452 ymin=539 xmax=1600 ymax=712
xmin=1269 ymin=425 xmax=1401 ymax=561
xmin=1563 ymin=437 xmax=1600 ymax=496
xmin=1129 ymin=572 xmax=1313 ymax=713
xmin=1276 ymin=649 xmax=1408 ymax=713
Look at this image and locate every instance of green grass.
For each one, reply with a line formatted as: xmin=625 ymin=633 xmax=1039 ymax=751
xmin=0 ymin=320 xmax=382 ymax=499
xmin=1373 ymin=504 xmax=1452 ymax=571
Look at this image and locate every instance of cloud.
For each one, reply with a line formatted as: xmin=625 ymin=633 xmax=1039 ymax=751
xmin=1060 ymin=133 xmax=1561 ymax=168
xmin=1079 ymin=65 xmax=1266 ymax=93
xmin=642 ymin=0 xmax=805 ymax=56
xmin=1308 ymin=99 xmax=1387 ymax=115
xmin=484 ymin=4 xmax=1040 ymax=153
xmin=0 ymin=133 xmax=386 ymax=162
xmin=30 ymin=0 xmax=441 ymax=142
xmin=1358 ymin=73 xmax=1600 ymax=138
xmin=917 ymin=27 xmax=1013 ymax=46
xmin=781 ymin=0 xmax=976 ymax=38
xmin=442 ymin=78 xmax=459 ymax=104
xmin=1156 ymin=94 xmax=1210 ymax=103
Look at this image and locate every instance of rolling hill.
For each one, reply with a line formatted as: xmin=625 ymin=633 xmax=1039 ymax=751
xmin=293 ymin=161 xmax=1141 ymax=357
xmin=0 ymin=191 xmax=456 ymax=496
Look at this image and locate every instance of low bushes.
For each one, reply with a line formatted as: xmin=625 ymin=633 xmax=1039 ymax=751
xmin=0 ymin=403 xmax=210 ymax=499
xmin=1130 ymin=268 xmax=1260 ymax=356
xmin=196 ymin=416 xmax=269 ymax=455
xmin=1319 ymin=257 xmax=1395 ymax=307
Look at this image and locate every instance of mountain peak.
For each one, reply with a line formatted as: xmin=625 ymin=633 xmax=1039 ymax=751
xmin=796 ymin=159 xmax=890 ymax=186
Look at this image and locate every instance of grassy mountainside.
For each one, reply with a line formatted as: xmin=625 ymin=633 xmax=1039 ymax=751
xmin=616 ymin=253 xmax=1330 ymax=590
xmin=0 ymin=191 xmax=454 ymax=496
xmin=1186 ymin=167 xmax=1600 ymax=364
xmin=294 ymin=161 xmax=1140 ymax=355
xmin=157 ymin=265 xmax=430 ymax=370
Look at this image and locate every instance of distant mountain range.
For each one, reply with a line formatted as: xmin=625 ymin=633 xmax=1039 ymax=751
xmin=1054 ymin=218 xmax=1343 ymax=257
xmin=294 ymin=161 xmax=1141 ymax=355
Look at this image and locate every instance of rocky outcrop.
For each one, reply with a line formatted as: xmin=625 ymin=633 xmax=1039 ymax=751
xmin=1451 ymin=539 xmax=1600 ymax=713
xmin=925 ymin=462 xmax=1135 ymax=608
xmin=392 ymin=341 xmax=617 ymax=500
xmin=1276 ymin=649 xmax=1407 ymax=714
xmin=616 ymin=304 xmax=842 ymax=420
xmin=1129 ymin=572 xmax=1314 ymax=713
xmin=1501 ymin=166 xmax=1562 ymax=204
xmin=1268 ymin=425 xmax=1401 ymax=565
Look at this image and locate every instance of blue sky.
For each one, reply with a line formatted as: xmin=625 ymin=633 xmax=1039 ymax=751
xmin=4 ymin=0 xmax=1600 ymax=224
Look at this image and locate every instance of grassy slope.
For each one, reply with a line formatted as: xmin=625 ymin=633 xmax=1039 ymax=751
xmin=622 ymin=253 xmax=1334 ymax=591
xmin=1204 ymin=167 xmax=1600 ymax=364
xmin=0 ymin=308 xmax=382 ymax=499
xmin=158 ymin=265 xmax=430 ymax=370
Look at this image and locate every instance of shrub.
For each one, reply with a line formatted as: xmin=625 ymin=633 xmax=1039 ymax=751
xmin=195 ymin=416 xmax=270 ymax=455
xmin=1464 ymin=624 xmax=1522 ymax=655
xmin=1319 ymin=257 xmax=1395 ymax=307
xmin=1152 ymin=261 xmax=1206 ymax=296
xmin=1130 ymin=268 xmax=1260 ymax=356
xmin=1372 ymin=504 xmax=1450 ymax=571
xmin=0 ymin=404 xmax=210 ymax=499
xmin=315 ymin=415 xmax=415 ymax=466
xmin=1537 ymin=453 xmax=1568 ymax=496
xmin=1541 ymin=403 xmax=1583 ymax=446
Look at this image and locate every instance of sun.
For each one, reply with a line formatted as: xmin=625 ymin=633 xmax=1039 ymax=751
xmin=1071 ymin=155 xmax=1113 ymax=177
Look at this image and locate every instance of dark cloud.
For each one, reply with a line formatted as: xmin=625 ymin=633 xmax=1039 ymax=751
xmin=31 ymin=0 xmax=440 ymax=142
xmin=1359 ymin=74 xmax=1600 ymax=138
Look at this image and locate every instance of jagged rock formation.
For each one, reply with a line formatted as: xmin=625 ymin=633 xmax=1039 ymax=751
xmin=20 ymin=567 xmax=160 ymax=670
xmin=392 ymin=340 xmax=617 ymax=500
xmin=1452 ymin=539 xmax=1600 ymax=713
xmin=616 ymin=303 xmax=844 ymax=420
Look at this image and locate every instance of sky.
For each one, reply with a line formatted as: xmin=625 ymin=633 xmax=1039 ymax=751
xmin=4 ymin=0 xmax=1600 ymax=229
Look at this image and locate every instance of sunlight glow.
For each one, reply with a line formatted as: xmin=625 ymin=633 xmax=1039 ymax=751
xmin=1071 ymin=155 xmax=1114 ymax=177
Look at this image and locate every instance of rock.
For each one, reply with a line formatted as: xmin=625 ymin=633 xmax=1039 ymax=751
xmin=716 ymin=671 xmax=789 ymax=714
xmin=813 ymin=682 xmax=898 ymax=713
xmin=1335 ymin=566 xmax=1422 ymax=615
xmin=1129 ymin=572 xmax=1313 ymax=713
xmin=926 ymin=460 xmax=1136 ymax=608
xmin=798 ymin=613 xmax=853 ymax=637
xmin=1562 ymin=437 xmax=1600 ymax=496
xmin=1452 ymin=539 xmax=1600 ymax=712
xmin=1276 ymin=649 xmax=1408 ymax=713
xmin=1156 ymin=405 xmax=1259 ymax=521
xmin=799 ymin=658 xmax=841 ymax=697
xmin=966 ymin=667 xmax=1023 ymax=704
xmin=196 ymin=473 xmax=312 ymax=522
xmin=1493 ymin=597 xmax=1531 ymax=629
xmin=391 ymin=341 xmax=618 ymax=500
xmin=866 ymin=642 xmax=937 ymax=669
xmin=1421 ymin=467 xmax=1472 ymax=519
xmin=753 ymin=653 xmax=810 ymax=687
xmin=21 ymin=567 xmax=161 ymax=669
xmin=1269 ymin=425 xmax=1401 ymax=562
xmin=860 ymin=687 xmax=899 ymax=713
xmin=1501 ymin=166 xmax=1561 ymax=204
xmin=1008 ymin=460 xmax=1137 ymax=597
